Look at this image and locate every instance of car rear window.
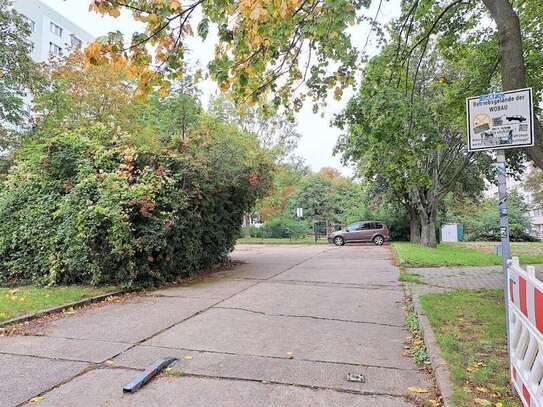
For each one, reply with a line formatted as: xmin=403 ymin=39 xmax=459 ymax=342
xmin=373 ymin=222 xmax=383 ymax=229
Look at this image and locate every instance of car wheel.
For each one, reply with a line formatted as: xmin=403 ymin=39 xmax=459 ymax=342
xmin=333 ymin=236 xmax=345 ymax=246
xmin=373 ymin=235 xmax=384 ymax=246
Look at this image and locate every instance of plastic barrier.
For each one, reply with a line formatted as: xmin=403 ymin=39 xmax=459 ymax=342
xmin=508 ymin=257 xmax=543 ymax=406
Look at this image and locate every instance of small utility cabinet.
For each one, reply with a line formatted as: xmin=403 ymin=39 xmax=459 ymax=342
xmin=440 ymin=224 xmax=464 ymax=242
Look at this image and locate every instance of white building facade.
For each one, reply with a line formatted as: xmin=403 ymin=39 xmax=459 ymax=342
xmin=524 ymin=165 xmax=543 ymax=239
xmin=13 ymin=0 xmax=94 ymax=63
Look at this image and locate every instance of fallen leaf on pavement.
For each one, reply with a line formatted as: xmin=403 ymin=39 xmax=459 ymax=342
xmin=30 ymin=396 xmax=45 ymax=402
xmin=408 ymin=386 xmax=429 ymax=393
xmin=184 ymin=355 xmax=193 ymax=360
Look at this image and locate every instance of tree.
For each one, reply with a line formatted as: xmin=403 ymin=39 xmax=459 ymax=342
xmin=287 ymin=168 xmax=366 ymax=225
xmin=86 ymin=0 xmax=359 ymax=113
xmin=445 ymin=191 xmax=536 ymax=241
xmin=336 ymin=47 xmax=490 ymax=246
xmin=33 ymin=52 xmax=145 ymax=133
xmin=0 ymin=0 xmax=40 ymax=168
xmin=208 ymin=95 xmax=301 ymax=162
xmin=86 ymin=0 xmax=543 ymax=170
xmin=33 ymin=52 xmax=205 ymax=149
xmin=386 ymin=0 xmax=543 ymax=168
xmin=525 ymin=167 xmax=543 ymax=207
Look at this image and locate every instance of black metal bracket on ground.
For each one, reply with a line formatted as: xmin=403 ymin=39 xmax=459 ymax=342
xmin=123 ymin=357 xmax=178 ymax=393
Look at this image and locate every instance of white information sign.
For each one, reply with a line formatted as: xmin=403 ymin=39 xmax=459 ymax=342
xmin=466 ymin=88 xmax=534 ymax=151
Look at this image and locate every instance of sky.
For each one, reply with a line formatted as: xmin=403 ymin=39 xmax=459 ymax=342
xmin=40 ymin=0 xmax=402 ymax=176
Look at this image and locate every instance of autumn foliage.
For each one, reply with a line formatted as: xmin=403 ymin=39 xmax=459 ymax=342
xmin=0 ymin=54 xmax=274 ymax=287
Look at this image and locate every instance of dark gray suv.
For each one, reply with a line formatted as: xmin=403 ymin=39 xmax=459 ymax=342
xmin=327 ymin=221 xmax=390 ymax=246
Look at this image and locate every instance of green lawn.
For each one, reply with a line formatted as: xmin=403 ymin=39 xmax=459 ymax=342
xmin=237 ymin=236 xmax=328 ymax=245
xmin=0 ymin=286 xmax=117 ymax=322
xmin=420 ymin=289 xmax=520 ymax=407
xmin=392 ymin=241 xmax=543 ymax=267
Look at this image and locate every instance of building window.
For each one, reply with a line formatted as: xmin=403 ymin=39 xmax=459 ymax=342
xmin=70 ymin=35 xmax=82 ymax=49
xmin=50 ymin=21 xmax=63 ymax=36
xmin=21 ymin=15 xmax=36 ymax=32
xmin=49 ymin=42 xmax=62 ymax=56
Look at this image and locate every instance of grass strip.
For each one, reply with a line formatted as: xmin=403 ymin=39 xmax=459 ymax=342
xmin=420 ymin=289 xmax=520 ymax=407
xmin=0 ymin=285 xmax=117 ymax=322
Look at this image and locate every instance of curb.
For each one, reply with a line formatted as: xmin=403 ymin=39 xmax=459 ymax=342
xmin=407 ymin=286 xmax=455 ymax=407
xmin=0 ymin=290 xmax=126 ymax=329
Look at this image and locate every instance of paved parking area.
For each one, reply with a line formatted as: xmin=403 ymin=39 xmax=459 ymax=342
xmin=0 ymin=244 xmax=430 ymax=406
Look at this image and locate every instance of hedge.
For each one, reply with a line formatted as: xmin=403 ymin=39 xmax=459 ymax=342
xmin=0 ymin=122 xmax=273 ymax=286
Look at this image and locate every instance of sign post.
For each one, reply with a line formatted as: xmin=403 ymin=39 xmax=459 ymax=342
xmin=466 ymin=88 xmax=534 ymax=390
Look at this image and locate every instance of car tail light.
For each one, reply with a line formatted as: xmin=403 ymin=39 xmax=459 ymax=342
xmin=384 ymin=227 xmax=390 ymax=237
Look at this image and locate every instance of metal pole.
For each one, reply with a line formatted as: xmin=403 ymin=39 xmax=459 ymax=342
xmin=496 ymin=149 xmax=513 ymax=381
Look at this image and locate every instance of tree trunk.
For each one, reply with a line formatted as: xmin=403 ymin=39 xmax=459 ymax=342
xmin=407 ymin=205 xmax=421 ymax=243
xmin=411 ymin=185 xmax=438 ymax=248
xmin=482 ymin=0 xmax=543 ymax=169
xmin=410 ymin=218 xmax=421 ymax=243
xmin=420 ymin=218 xmax=436 ymax=247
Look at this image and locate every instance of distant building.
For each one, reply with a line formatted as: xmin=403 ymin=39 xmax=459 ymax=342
xmin=524 ymin=165 xmax=543 ymax=239
xmin=12 ymin=0 xmax=94 ymax=63
xmin=530 ymin=206 xmax=543 ymax=238
xmin=9 ymin=0 xmax=94 ymax=128
xmin=487 ymin=162 xmax=543 ymax=239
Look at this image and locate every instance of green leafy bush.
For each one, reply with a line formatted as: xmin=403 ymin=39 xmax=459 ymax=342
xmin=0 ymin=122 xmax=273 ymax=287
xmin=242 ymin=224 xmax=265 ymax=238
xmin=261 ymin=216 xmax=309 ymax=239
xmin=446 ymin=192 xmax=538 ymax=242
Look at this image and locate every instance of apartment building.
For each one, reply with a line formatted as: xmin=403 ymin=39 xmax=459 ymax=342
xmin=524 ymin=165 xmax=543 ymax=239
xmin=13 ymin=0 xmax=94 ymax=63
xmin=486 ymin=162 xmax=543 ymax=239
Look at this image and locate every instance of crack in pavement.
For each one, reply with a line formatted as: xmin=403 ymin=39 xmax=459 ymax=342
xmin=128 ymin=344 xmax=420 ymax=372
xmin=0 ymin=350 xmax=94 ymax=366
xmin=160 ymin=370 xmax=411 ymax=400
xmin=212 ymin=306 xmax=406 ymax=328
xmin=266 ymin=278 xmax=402 ymax=290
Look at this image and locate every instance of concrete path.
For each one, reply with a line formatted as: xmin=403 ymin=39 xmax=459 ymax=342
xmin=0 ymin=244 xmax=430 ymax=406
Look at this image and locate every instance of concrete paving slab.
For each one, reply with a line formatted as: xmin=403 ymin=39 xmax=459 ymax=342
xmin=0 ymin=335 xmax=129 ymax=363
xmin=32 ymin=368 xmax=412 ymax=407
xmin=33 ymin=296 xmax=217 ymax=343
xmin=216 ymin=263 xmax=292 ymax=280
xmin=150 ymin=278 xmax=257 ymax=299
xmin=219 ymin=282 xmax=405 ymax=326
xmin=325 ymin=246 xmax=393 ymax=260
xmin=231 ymin=246 xmax=329 ymax=266
xmin=145 ymin=308 xmax=415 ymax=369
xmin=114 ymin=345 xmax=430 ymax=396
xmin=258 ymin=279 xmax=402 ymax=291
xmin=0 ymin=354 xmax=88 ymax=407
xmin=273 ymin=266 xmax=402 ymax=287
xmin=299 ymin=258 xmax=396 ymax=270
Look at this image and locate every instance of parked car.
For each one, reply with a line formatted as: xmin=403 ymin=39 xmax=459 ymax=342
xmin=327 ymin=221 xmax=390 ymax=246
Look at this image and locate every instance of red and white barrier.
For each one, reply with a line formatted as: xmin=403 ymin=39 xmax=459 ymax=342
xmin=508 ymin=257 xmax=543 ymax=406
